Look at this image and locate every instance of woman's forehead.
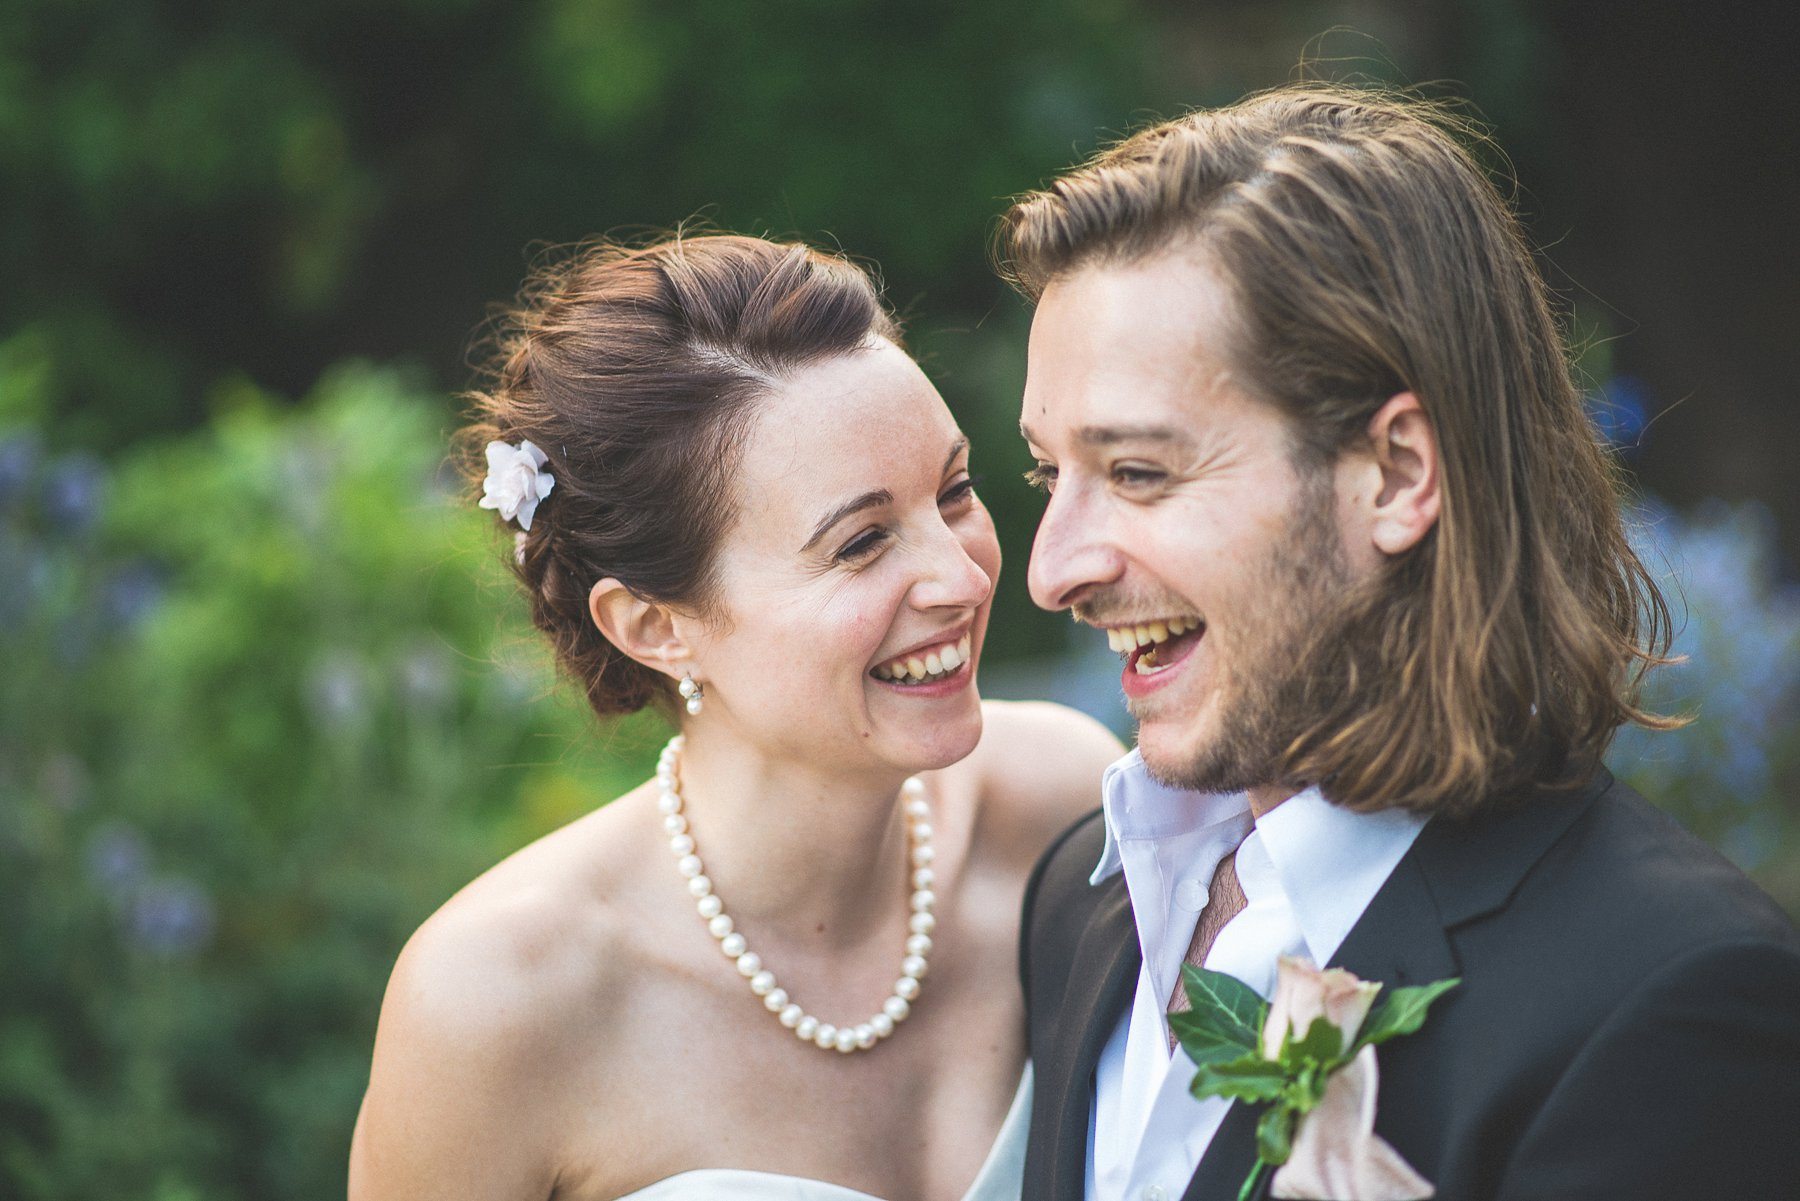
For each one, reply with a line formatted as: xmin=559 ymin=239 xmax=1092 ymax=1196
xmin=730 ymin=346 xmax=962 ymax=540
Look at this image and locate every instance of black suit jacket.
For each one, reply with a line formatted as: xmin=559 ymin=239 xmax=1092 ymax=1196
xmin=1018 ymin=770 xmax=1800 ymax=1200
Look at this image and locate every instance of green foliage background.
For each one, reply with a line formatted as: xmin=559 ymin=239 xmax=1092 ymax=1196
xmin=1 ymin=2 xmax=1795 ymax=1197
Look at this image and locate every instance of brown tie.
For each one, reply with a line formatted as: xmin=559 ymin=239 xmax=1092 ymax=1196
xmin=1166 ymin=850 xmax=1248 ymax=1049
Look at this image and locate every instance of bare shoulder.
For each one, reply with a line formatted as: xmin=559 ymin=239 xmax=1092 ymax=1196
xmin=350 ymin=803 xmax=642 ymax=1199
xmin=963 ymin=700 xmax=1124 ymax=872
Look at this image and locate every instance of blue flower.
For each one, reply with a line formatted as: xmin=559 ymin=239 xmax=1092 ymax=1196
xmin=42 ymin=451 xmax=107 ymax=534
xmin=84 ymin=820 xmax=151 ymax=902
xmin=1585 ymin=375 xmax=1651 ymax=452
xmin=102 ymin=561 xmax=165 ymax=629
xmin=0 ymin=432 xmax=39 ymax=511
xmin=128 ymin=875 xmax=217 ymax=958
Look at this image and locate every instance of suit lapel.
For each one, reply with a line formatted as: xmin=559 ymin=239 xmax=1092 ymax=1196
xmin=1037 ymin=874 xmax=1141 ymax=1201
xmin=1179 ymin=771 xmax=1610 ymax=1200
xmin=1181 ymin=1095 xmax=1265 ymax=1201
xmin=1182 ymin=853 xmax=1460 ymax=1201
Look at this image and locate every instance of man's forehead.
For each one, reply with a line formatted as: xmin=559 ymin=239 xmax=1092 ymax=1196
xmin=1021 ymin=255 xmax=1240 ymax=443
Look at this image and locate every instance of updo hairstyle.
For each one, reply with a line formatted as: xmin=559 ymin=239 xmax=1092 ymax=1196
xmin=460 ymin=234 xmax=902 ymax=717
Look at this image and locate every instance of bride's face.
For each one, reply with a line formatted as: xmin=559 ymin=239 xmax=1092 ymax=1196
xmin=685 ymin=339 xmax=999 ymax=773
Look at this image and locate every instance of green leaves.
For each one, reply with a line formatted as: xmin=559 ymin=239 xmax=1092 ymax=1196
xmin=1170 ymin=966 xmax=1269 ymax=1070
xmin=1172 ymin=964 xmax=1461 ymax=1201
xmin=1356 ymin=978 xmax=1462 ymax=1051
xmin=1191 ymin=1056 xmax=1289 ymax=1104
xmin=1285 ymin=1015 xmax=1347 ymax=1069
xmin=1182 ymin=965 xmax=1269 ymax=1043
xmin=1257 ymin=1105 xmax=1297 ymax=1166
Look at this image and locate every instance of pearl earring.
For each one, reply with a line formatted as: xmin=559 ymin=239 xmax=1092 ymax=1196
xmin=678 ymin=674 xmax=703 ymax=716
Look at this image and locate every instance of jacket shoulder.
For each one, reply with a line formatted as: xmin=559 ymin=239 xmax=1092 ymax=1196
xmin=1545 ymin=775 xmax=1797 ymax=951
xmin=1018 ymin=807 xmax=1108 ymax=1001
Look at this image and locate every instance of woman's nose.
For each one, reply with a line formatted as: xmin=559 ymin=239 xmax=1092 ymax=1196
xmin=911 ymin=524 xmax=994 ymax=611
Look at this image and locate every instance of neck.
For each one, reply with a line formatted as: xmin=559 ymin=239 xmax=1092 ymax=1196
xmin=666 ymin=723 xmax=916 ymax=951
xmin=1247 ymin=781 xmax=1302 ymax=820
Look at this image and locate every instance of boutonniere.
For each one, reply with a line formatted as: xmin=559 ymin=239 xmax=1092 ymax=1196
xmin=1171 ymin=956 xmax=1459 ymax=1201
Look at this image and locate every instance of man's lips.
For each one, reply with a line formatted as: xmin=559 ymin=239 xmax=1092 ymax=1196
xmin=1120 ymin=623 xmax=1206 ymax=696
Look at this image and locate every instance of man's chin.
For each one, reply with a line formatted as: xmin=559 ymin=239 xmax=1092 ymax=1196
xmin=1133 ymin=712 xmax=1278 ymax=796
xmin=1133 ymin=714 xmax=1211 ymax=788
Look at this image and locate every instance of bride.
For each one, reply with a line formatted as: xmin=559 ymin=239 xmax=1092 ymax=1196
xmin=348 ymin=234 xmax=1121 ymax=1200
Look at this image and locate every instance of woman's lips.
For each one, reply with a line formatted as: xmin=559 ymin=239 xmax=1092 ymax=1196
xmin=871 ymin=652 xmax=974 ymax=698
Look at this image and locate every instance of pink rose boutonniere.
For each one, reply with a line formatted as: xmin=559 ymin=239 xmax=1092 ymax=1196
xmin=1171 ymin=956 xmax=1459 ymax=1201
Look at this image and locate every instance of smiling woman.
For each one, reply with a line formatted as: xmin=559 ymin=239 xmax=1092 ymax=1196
xmin=348 ymin=234 xmax=1123 ymax=1201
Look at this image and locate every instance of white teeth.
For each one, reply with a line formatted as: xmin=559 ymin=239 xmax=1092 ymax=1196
xmin=874 ymin=635 xmax=972 ymax=684
xmin=1105 ymin=618 xmax=1203 ymax=654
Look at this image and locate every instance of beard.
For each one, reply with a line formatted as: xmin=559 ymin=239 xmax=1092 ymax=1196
xmin=1136 ymin=467 xmax=1363 ymax=795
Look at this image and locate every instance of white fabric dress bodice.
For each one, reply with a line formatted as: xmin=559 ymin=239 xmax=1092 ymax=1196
xmin=615 ymin=1065 xmax=1031 ymax=1201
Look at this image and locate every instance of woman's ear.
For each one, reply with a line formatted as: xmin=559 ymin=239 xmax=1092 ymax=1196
xmin=588 ymin=577 xmax=692 ymax=682
xmin=1365 ymin=392 xmax=1442 ymax=556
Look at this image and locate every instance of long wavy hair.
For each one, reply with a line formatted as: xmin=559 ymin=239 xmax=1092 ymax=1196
xmin=999 ymin=84 xmax=1679 ymax=816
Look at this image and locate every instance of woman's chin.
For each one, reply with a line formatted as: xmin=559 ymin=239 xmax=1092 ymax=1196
xmin=882 ymin=693 xmax=984 ymax=773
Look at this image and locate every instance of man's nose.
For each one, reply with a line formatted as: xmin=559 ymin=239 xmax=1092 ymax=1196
xmin=1028 ymin=488 xmax=1123 ymax=612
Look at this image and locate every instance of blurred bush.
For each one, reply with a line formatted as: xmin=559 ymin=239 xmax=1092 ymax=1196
xmin=1610 ymin=500 xmax=1800 ymax=912
xmin=0 ymin=368 xmax=659 ymax=1200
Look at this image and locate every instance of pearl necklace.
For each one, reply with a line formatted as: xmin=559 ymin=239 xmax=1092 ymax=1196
xmin=655 ymin=735 xmax=937 ymax=1054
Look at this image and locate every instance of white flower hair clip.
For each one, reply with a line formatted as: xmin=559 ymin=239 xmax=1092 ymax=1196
xmin=479 ymin=439 xmax=555 ymax=532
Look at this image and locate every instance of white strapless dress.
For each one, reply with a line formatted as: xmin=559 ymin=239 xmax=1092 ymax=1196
xmin=614 ymin=1066 xmax=1031 ymax=1201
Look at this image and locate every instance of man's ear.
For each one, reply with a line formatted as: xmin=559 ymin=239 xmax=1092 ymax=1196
xmin=1365 ymin=391 xmax=1441 ymax=556
xmin=587 ymin=577 xmax=692 ymax=682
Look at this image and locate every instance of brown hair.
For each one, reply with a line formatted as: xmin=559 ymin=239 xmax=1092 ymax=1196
xmin=999 ymin=84 xmax=1678 ymax=816
xmin=459 ymin=233 xmax=900 ymax=717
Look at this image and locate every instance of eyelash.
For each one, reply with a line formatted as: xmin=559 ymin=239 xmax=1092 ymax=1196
xmin=1112 ymin=465 xmax=1165 ymax=488
xmin=834 ymin=475 xmax=982 ymax=563
xmin=1023 ymin=464 xmax=1165 ymax=493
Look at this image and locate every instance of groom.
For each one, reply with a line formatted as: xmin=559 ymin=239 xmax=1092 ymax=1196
xmin=1002 ymin=86 xmax=1800 ymax=1200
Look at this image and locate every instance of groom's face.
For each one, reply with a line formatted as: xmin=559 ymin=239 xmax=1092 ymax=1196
xmin=1019 ymin=250 xmax=1357 ymax=790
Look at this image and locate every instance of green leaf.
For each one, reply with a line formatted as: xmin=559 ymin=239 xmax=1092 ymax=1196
xmin=1170 ymin=1008 xmax=1261 ymax=1070
xmin=1191 ymin=1054 xmax=1290 ymax=1104
xmin=1281 ymin=1014 xmax=1346 ymax=1070
xmin=1181 ymin=965 xmax=1269 ymax=1045
xmin=1356 ymin=977 xmax=1461 ymax=1049
xmin=1257 ymin=1105 xmax=1296 ymax=1166
xmin=1290 ymin=1063 xmax=1327 ymax=1113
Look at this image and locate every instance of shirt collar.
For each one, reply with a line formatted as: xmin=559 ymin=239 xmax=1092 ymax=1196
xmin=1091 ymin=752 xmax=1428 ymax=965
xmin=1090 ymin=749 xmax=1250 ymax=885
xmin=1249 ymin=785 xmax=1427 ymax=964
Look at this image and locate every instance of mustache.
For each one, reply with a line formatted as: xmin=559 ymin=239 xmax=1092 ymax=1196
xmin=1070 ymin=591 xmax=1196 ymax=627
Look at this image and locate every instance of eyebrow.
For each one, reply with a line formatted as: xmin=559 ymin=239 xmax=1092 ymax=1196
xmin=1019 ymin=421 xmax=1193 ymax=449
xmin=800 ymin=438 xmax=970 ymax=553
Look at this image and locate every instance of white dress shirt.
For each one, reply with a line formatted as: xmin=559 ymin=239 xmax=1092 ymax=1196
xmin=1084 ymin=751 xmax=1428 ymax=1201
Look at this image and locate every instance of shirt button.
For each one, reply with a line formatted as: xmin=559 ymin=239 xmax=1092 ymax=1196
xmin=1143 ymin=1186 xmax=1170 ymax=1201
xmin=1175 ymin=878 xmax=1206 ymax=912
